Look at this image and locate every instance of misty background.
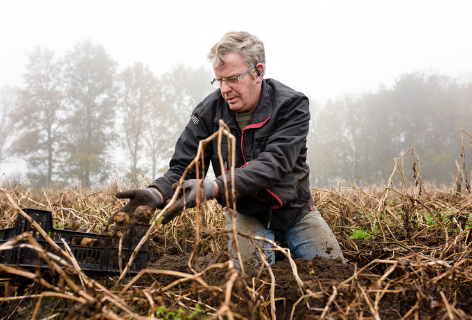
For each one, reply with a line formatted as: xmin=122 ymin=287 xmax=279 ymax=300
xmin=1 ymin=1 xmax=472 ymax=188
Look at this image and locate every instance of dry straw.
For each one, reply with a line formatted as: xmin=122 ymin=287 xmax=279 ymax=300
xmin=0 ymin=125 xmax=471 ymax=319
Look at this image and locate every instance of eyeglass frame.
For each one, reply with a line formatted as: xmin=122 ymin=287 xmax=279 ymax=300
xmin=211 ymin=64 xmax=257 ymax=88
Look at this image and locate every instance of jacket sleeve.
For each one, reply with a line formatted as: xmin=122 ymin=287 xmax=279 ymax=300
xmin=149 ymin=100 xmax=215 ymax=202
xmin=215 ymin=94 xmax=310 ymax=205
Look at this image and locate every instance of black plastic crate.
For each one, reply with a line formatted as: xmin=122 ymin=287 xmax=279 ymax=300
xmin=0 ymin=208 xmax=149 ymax=274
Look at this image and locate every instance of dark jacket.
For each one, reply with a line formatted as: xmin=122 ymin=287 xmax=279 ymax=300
xmin=150 ymin=78 xmax=314 ymax=231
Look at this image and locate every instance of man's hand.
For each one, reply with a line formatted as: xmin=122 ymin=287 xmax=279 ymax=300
xmin=161 ymin=179 xmax=215 ymax=224
xmin=108 ymin=188 xmax=163 ymax=227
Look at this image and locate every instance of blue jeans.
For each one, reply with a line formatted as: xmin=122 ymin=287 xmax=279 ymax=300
xmin=226 ymin=208 xmax=344 ymax=268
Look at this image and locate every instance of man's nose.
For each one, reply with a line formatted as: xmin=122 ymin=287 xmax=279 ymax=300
xmin=220 ymin=80 xmax=232 ymax=94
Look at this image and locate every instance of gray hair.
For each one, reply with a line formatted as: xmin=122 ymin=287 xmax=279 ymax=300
xmin=208 ymin=31 xmax=265 ymax=69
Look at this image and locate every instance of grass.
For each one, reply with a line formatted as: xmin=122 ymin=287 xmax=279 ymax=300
xmin=349 ymin=227 xmax=379 ymax=240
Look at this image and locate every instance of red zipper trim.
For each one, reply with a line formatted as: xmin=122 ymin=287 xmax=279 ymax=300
xmin=240 ymin=161 xmax=250 ymax=169
xmin=266 ymin=188 xmax=282 ymax=209
xmin=308 ymin=201 xmax=313 ymax=210
xmin=240 ymin=117 xmax=270 ymax=164
xmin=239 ymin=116 xmax=276 ymax=207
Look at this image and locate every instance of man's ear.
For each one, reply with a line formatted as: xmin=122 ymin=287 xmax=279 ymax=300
xmin=253 ymin=63 xmax=265 ymax=85
xmin=256 ymin=63 xmax=265 ymax=77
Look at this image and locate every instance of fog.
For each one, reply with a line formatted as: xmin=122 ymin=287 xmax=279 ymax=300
xmin=3 ymin=1 xmax=472 ymax=103
xmin=1 ymin=0 xmax=472 ymax=187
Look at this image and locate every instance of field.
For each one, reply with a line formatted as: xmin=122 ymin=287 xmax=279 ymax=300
xmin=1 ymin=151 xmax=472 ymax=319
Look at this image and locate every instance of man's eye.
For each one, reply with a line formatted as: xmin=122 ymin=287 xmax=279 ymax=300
xmin=227 ymin=78 xmax=238 ymax=83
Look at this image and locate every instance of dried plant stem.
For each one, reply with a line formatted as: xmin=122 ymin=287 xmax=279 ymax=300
xmin=217 ymin=120 xmax=245 ymax=274
xmin=256 ymin=247 xmax=276 ymax=320
xmin=2 ymin=127 xmax=472 ymax=319
xmin=0 ymin=292 xmax=86 ymax=303
xmin=60 ymin=238 xmax=87 ymax=288
xmin=211 ymin=267 xmax=238 ymax=320
xmin=118 ymin=121 xmax=238 ymax=282
xmin=320 ymin=286 xmax=337 ymax=320
xmin=119 ymin=235 xmax=123 ymax=274
xmin=119 ymin=267 xmax=226 ymax=295
xmin=289 ymin=291 xmax=324 ymax=320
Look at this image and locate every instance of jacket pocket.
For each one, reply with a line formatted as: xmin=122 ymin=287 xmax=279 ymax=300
xmin=296 ymin=181 xmax=311 ymax=204
xmin=266 ymin=183 xmax=311 ymax=231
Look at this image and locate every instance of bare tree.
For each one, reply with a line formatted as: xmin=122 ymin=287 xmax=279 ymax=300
xmin=63 ymin=40 xmax=117 ymax=187
xmin=161 ymin=64 xmax=214 ymax=130
xmin=13 ymin=48 xmax=64 ymax=187
xmin=118 ymin=62 xmax=159 ymax=183
xmin=0 ymin=86 xmax=16 ymax=165
xmin=311 ymin=71 xmax=472 ymax=186
xmin=144 ymin=96 xmax=174 ymax=179
xmin=145 ymin=65 xmax=214 ymax=178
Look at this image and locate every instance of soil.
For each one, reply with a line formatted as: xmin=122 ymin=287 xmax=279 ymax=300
xmin=146 ymin=235 xmax=229 ymax=288
xmin=1 ymin=226 xmax=471 ymax=319
xmin=267 ymin=257 xmax=355 ymax=320
xmin=140 ymin=237 xmax=471 ymax=320
xmin=263 ymin=257 xmax=445 ymax=320
xmin=0 ymin=236 xmax=472 ymax=320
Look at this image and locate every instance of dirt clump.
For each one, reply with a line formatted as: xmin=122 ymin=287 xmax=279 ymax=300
xmin=146 ymin=236 xmax=229 ymax=288
xmin=148 ymin=234 xmax=187 ymax=261
xmin=259 ymin=257 xmax=355 ymax=320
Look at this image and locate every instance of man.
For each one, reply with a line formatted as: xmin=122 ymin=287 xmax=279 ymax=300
xmin=115 ymin=31 xmax=344 ymax=267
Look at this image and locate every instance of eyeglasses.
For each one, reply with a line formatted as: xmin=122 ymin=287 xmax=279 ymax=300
xmin=211 ymin=64 xmax=255 ymax=88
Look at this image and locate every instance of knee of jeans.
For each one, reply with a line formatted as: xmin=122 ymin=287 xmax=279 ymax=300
xmin=226 ymin=212 xmax=273 ymax=239
xmin=225 ymin=210 xmax=278 ymax=267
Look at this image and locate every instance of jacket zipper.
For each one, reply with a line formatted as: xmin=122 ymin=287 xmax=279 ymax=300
xmin=267 ymin=209 xmax=272 ymax=228
xmin=240 ymin=116 xmax=271 ymax=165
xmin=266 ymin=188 xmax=283 ymax=210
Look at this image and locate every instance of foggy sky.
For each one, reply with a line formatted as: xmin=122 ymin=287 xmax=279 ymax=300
xmin=1 ymin=0 xmax=472 ymax=105
xmin=2 ymin=0 xmax=472 ymax=180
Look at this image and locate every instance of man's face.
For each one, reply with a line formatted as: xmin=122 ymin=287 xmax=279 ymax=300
xmin=213 ymin=52 xmax=263 ymax=113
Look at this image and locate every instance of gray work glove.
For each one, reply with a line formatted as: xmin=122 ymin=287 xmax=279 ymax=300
xmin=161 ymin=179 xmax=215 ymax=225
xmin=109 ymin=188 xmax=163 ymax=226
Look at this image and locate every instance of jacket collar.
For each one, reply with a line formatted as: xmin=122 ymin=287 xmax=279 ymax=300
xmin=215 ymin=79 xmax=274 ymax=131
xmin=250 ymin=79 xmax=273 ymax=125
